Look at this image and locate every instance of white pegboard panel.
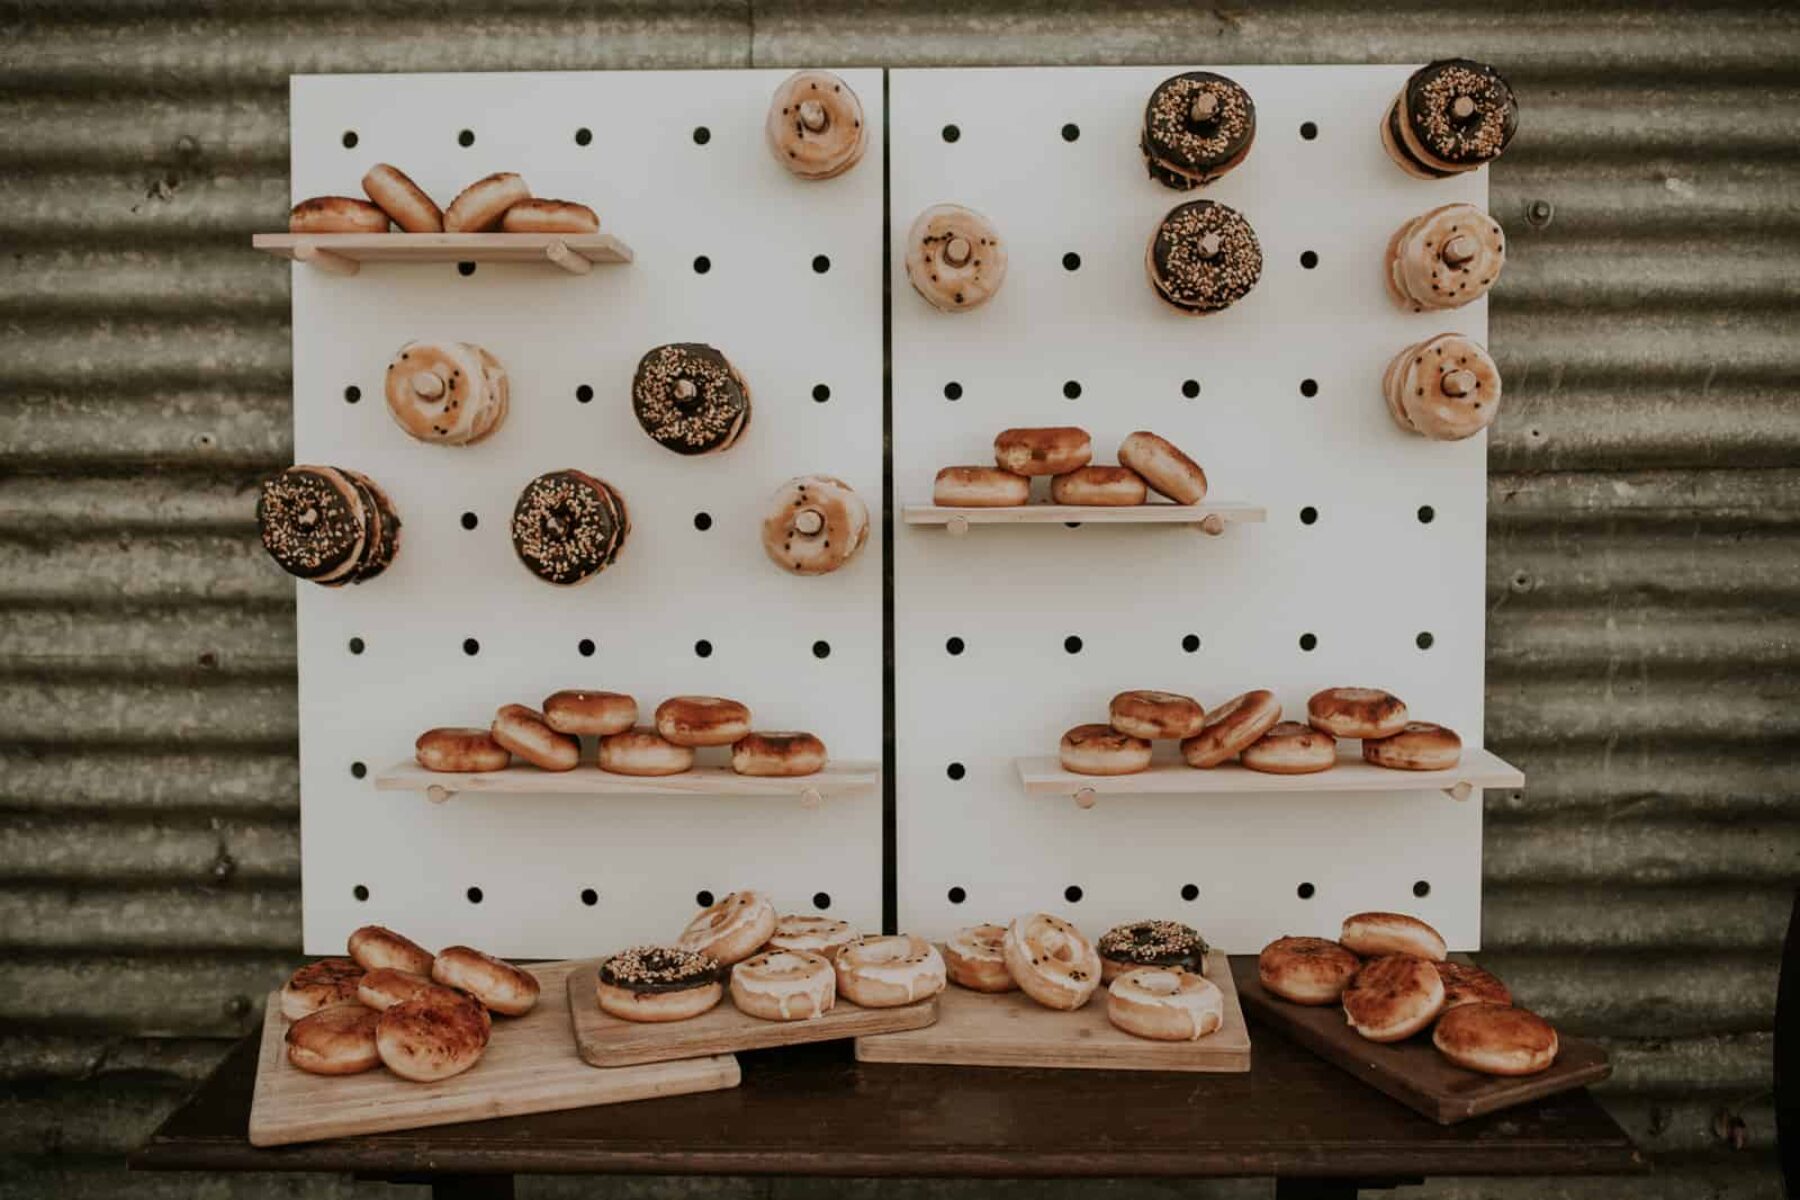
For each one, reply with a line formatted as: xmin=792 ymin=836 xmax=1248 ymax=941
xmin=287 ymin=70 xmax=884 ymax=958
xmin=890 ymin=66 xmax=1492 ymax=952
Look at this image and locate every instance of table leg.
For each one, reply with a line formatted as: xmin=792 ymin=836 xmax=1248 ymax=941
xmin=1275 ymin=1181 xmax=1359 ymax=1200
xmin=431 ymin=1176 xmax=515 ymax=1200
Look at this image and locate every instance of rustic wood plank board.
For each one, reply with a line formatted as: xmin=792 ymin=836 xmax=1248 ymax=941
xmin=1232 ymin=956 xmax=1611 ymax=1124
xmin=373 ymin=759 xmax=880 ymax=803
xmin=247 ymin=960 xmax=738 ymax=1146
xmin=565 ymin=961 xmax=938 ymax=1067
xmin=853 ymin=948 xmax=1249 ymax=1072
xmin=252 ymin=232 xmax=633 ymax=265
xmin=1015 ymin=747 xmax=1525 ymax=800
xmin=902 ymin=502 xmax=1266 ymax=527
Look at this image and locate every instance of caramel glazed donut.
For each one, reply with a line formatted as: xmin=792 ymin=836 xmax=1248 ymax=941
xmin=767 ymin=69 xmax=868 ymax=180
xmin=257 ymin=465 xmax=401 ymax=587
xmin=1181 ymin=688 xmax=1282 ymax=768
xmin=511 ymin=469 xmax=629 ymax=585
xmin=1061 ymin=723 xmax=1152 ymax=777
xmin=361 ymin=163 xmax=442 ymax=232
xmin=1005 ymin=914 xmax=1101 ymax=1011
xmin=491 ymin=703 xmax=580 ymax=771
xmin=289 ymin=196 xmax=390 ymax=234
xmin=384 ymin=340 xmax=509 ymax=446
xmin=1257 ymin=936 xmax=1360 ymax=1005
xmin=731 ymin=731 xmax=828 ymax=778
xmin=1386 ymin=203 xmax=1505 ymax=313
xmin=677 ymin=890 xmax=778 ymax=966
xmin=1147 ymin=199 xmax=1262 ymax=315
xmin=597 ymin=946 xmax=723 ymax=1023
xmin=905 ymin=204 xmax=1007 ymax=312
xmin=444 ymin=171 xmax=531 ymax=232
xmin=632 ymin=343 xmax=751 ymax=455
xmin=1140 ymin=71 xmax=1256 ymax=190
xmin=433 ymin=945 xmax=541 ymax=1016
xmin=349 ymin=924 xmax=435 ymax=976
xmin=933 ymin=467 xmax=1030 ymax=508
xmin=834 ymin=934 xmax=947 ymax=1007
xmin=762 ymin=475 xmax=870 ymax=576
xmin=1382 ymin=59 xmax=1519 ymax=180
xmin=416 ymin=727 xmax=511 ymax=773
xmin=377 ymin=989 xmax=491 ymax=1082
xmin=1384 ymin=333 xmax=1502 ymax=442
xmin=287 ymin=1005 xmax=383 ymax=1075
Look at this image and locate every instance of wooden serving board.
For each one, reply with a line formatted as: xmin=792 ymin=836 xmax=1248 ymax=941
xmin=565 ymin=961 xmax=938 ymax=1067
xmin=1231 ymin=956 xmax=1611 ymax=1124
xmin=248 ymin=960 xmax=738 ymax=1146
xmin=853 ymin=948 xmax=1250 ymax=1073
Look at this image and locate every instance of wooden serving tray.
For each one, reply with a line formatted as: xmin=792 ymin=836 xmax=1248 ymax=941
xmin=565 ymin=961 xmax=938 ymax=1067
xmin=1231 ymin=956 xmax=1611 ymax=1124
xmin=248 ymin=960 xmax=738 ymax=1146
xmin=853 ymin=948 xmax=1250 ymax=1073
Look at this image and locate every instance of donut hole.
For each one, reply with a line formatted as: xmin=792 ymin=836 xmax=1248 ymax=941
xmin=812 ymin=640 xmax=831 ymax=659
xmin=945 ymin=636 xmax=964 ymax=656
xmin=1061 ymin=122 xmax=1080 ymax=142
xmin=1300 ymin=506 xmax=1318 ymax=525
xmin=1181 ymin=379 xmax=1201 ymax=399
xmin=350 ymin=761 xmax=367 ymax=779
xmin=341 ymin=131 xmax=358 ymax=149
xmin=457 ymin=129 xmax=475 ymax=147
xmin=1416 ymin=631 xmax=1436 ymax=650
xmin=466 ymin=886 xmax=483 ymax=904
xmin=947 ymin=886 xmax=967 ymax=904
xmin=693 ymin=512 xmax=712 ymax=531
xmin=943 ymin=381 xmax=963 ymax=401
xmin=1299 ymin=632 xmax=1317 ymax=652
xmin=581 ymin=888 xmax=599 ymax=906
xmin=1297 ymin=882 xmax=1316 ymax=899
xmin=692 ymin=255 xmax=711 ymax=275
xmin=1063 ymin=885 xmax=1084 ymax=904
xmin=1063 ymin=380 xmax=1082 ymax=400
xmin=575 ymin=127 xmax=592 ymax=146
xmin=1138 ymin=972 xmax=1181 ymax=996
xmin=1064 ymin=635 xmax=1083 ymax=654
xmin=343 ymin=385 xmax=361 ymax=404
xmin=812 ymin=383 xmax=830 ymax=403
xmin=1300 ymin=250 xmax=1319 ymax=270
xmin=1418 ymin=505 xmax=1436 ymax=524
xmin=812 ymin=254 xmax=831 ymax=274
xmin=692 ymin=126 xmax=711 ymax=145
xmin=347 ymin=636 xmax=365 ymax=655
xmin=812 ymin=892 xmax=832 ymax=910
xmin=1062 ymin=252 xmax=1081 ymax=272
xmin=1413 ymin=880 xmax=1432 ymax=898
xmin=941 ymin=124 xmax=961 ymax=143
xmin=353 ymin=884 xmax=369 ymax=902
xmin=694 ymin=639 xmax=713 ymax=658
xmin=946 ymin=762 xmax=965 ymax=781
xmin=457 ymin=262 xmax=476 ymax=277
xmin=1299 ymin=378 xmax=1319 ymax=398
xmin=1180 ymin=883 xmax=1199 ymax=901
xmin=695 ymin=889 xmax=715 ymax=907
xmin=1182 ymin=634 xmax=1201 ymax=653
xmin=576 ymin=384 xmax=593 ymax=403
xmin=461 ymin=512 xmax=478 ymax=530
xmin=578 ymin=638 xmax=596 ymax=657
xmin=462 ymin=637 xmax=480 ymax=656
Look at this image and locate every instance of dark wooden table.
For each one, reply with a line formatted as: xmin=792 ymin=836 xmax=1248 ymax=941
xmin=131 ymin=958 xmax=1642 ymax=1200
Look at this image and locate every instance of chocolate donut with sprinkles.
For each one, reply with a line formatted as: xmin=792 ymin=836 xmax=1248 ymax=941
xmin=257 ymin=465 xmax=401 ymax=586
xmin=510 ymin=469 xmax=628 ymax=585
xmin=1146 ymin=199 xmax=1262 ymax=315
xmin=1097 ymin=920 xmax=1211 ymax=983
xmin=1140 ymin=71 xmax=1256 ymax=190
xmin=631 ymin=343 xmax=751 ymax=456
xmin=596 ymin=945 xmax=724 ymax=1023
xmin=1383 ymin=59 xmax=1519 ymax=178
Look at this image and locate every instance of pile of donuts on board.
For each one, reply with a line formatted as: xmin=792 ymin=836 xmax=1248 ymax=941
xmin=279 ymin=925 xmax=539 ymax=1080
xmin=1260 ymin=912 xmax=1559 ymax=1076
xmin=419 ymin=693 xmax=829 ymax=779
xmin=292 ymin=164 xmax=598 ymax=235
xmin=1060 ymin=687 xmax=1462 ymax=777
xmin=934 ymin=429 xmax=1206 ymax=509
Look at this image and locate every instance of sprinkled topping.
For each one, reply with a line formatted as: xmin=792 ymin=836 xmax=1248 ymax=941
xmin=599 ymin=945 xmax=721 ymax=992
xmin=510 ymin=470 xmax=625 ymax=585
xmin=1098 ymin=920 xmax=1209 ymax=968
xmin=1150 ymin=200 xmax=1262 ymax=312
xmin=1142 ymin=72 xmax=1255 ymax=184
xmin=632 ymin=343 xmax=750 ymax=455
xmin=258 ymin=466 xmax=362 ymax=580
xmin=1405 ymin=59 xmax=1518 ymax=166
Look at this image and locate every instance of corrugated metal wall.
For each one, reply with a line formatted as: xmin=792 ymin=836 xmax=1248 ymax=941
xmin=1 ymin=2 xmax=1794 ymax=1197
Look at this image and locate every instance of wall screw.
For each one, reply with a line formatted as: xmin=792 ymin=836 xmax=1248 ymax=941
xmin=1526 ymin=199 xmax=1554 ymax=227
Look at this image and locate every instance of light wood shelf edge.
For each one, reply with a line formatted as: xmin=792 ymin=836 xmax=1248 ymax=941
xmin=902 ymin=502 xmax=1265 ymax=537
xmin=253 ymin=232 xmax=634 ymax=274
xmin=374 ymin=760 xmax=879 ymax=806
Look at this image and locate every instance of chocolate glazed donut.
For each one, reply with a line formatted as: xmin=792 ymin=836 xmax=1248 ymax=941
xmin=510 ymin=470 xmax=628 ymax=585
xmin=1141 ymin=71 xmax=1256 ymax=190
xmin=631 ymin=343 xmax=751 ymax=455
xmin=1147 ymin=200 xmax=1262 ymax=315
xmin=257 ymin=466 xmax=366 ymax=584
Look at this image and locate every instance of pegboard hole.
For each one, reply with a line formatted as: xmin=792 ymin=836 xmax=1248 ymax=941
xmin=466 ymin=886 xmax=483 ymax=904
xmin=462 ymin=638 xmax=480 ymax=656
xmin=457 ymin=262 xmax=476 ymax=277
xmin=812 ymin=640 xmax=831 ymax=659
xmin=353 ymin=884 xmax=369 ymax=901
xmin=812 ymin=254 xmax=831 ymax=274
xmin=947 ymin=886 xmax=967 ymax=904
xmin=946 ymin=762 xmax=966 ymax=781
xmin=943 ymin=381 xmax=963 ymax=401
xmin=1416 ymin=631 xmax=1435 ymax=650
xmin=581 ymin=888 xmax=599 ymax=906
xmin=693 ymin=512 xmax=713 ymax=531
xmin=692 ymin=126 xmax=711 ymax=145
xmin=1300 ymin=506 xmax=1318 ymax=525
xmin=693 ymin=255 xmax=711 ymax=274
xmin=344 ymin=385 xmax=361 ymax=404
xmin=945 ymin=636 xmax=965 ymax=656
xmin=457 ymin=129 xmax=475 ymax=147
xmin=1063 ymin=380 xmax=1082 ymax=400
xmin=695 ymin=890 xmax=715 ymax=908
xmin=1418 ymin=505 xmax=1436 ymax=524
xmin=694 ymin=639 xmax=713 ymax=658
xmin=1180 ymin=883 xmax=1199 ymax=902
xmin=341 ymin=131 xmax=358 ymax=149
xmin=348 ymin=636 xmax=365 ymax=655
xmin=1413 ymin=880 xmax=1431 ymax=898
xmin=461 ymin=512 xmax=478 ymax=530
xmin=813 ymin=383 xmax=831 ymax=403
xmin=1182 ymin=634 xmax=1201 ymax=653
xmin=1297 ymin=882 xmax=1316 ymax=899
xmin=576 ymin=384 xmax=593 ymax=403
xmin=812 ymin=892 xmax=832 ymax=910
xmin=1061 ymin=122 xmax=1080 ymax=142
xmin=1300 ymin=121 xmax=1319 ymax=141
xmin=1064 ymin=885 xmax=1083 ymax=903
xmin=941 ymin=124 xmax=961 ymax=143
xmin=1064 ymin=635 xmax=1083 ymax=654
xmin=1181 ymin=379 xmax=1201 ymax=399
xmin=578 ymin=638 xmax=596 ymax=657
xmin=1299 ymin=632 xmax=1317 ymax=652
xmin=1062 ymin=251 xmax=1081 ymax=272
xmin=1064 ymin=522 xmax=1082 ymax=529
xmin=574 ymin=127 xmax=592 ymax=146
xmin=350 ymin=761 xmax=367 ymax=779
xmin=1299 ymin=378 xmax=1318 ymax=398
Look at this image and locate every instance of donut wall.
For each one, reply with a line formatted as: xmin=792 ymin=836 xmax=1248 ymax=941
xmin=891 ymin=66 xmax=1493 ymax=951
xmin=285 ymin=71 xmax=885 ymax=957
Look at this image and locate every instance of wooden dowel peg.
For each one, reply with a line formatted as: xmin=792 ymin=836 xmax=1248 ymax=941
xmin=794 ymin=508 xmax=825 ymax=536
xmin=946 ymin=515 xmax=970 ymax=537
xmin=942 ymin=236 xmax=973 ymax=268
xmin=798 ymin=100 xmax=828 ymax=132
xmin=411 ymin=371 xmax=445 ymax=400
xmin=800 ymin=787 xmax=823 ymax=810
xmin=426 ymin=784 xmax=453 ymax=804
xmin=1441 ymin=369 xmax=1477 ymax=398
xmin=1197 ymin=513 xmax=1226 ymax=537
xmin=1441 ymin=235 xmax=1477 ymax=267
xmin=544 ymin=239 xmax=592 ymax=275
xmin=293 ymin=242 xmax=359 ymax=277
xmin=1445 ymin=781 xmax=1473 ymax=802
xmin=1074 ymin=787 xmax=1097 ymax=809
xmin=1451 ymin=95 xmax=1478 ymax=121
xmin=1190 ymin=92 xmax=1220 ymax=123
xmin=1197 ymin=232 xmax=1223 ymax=260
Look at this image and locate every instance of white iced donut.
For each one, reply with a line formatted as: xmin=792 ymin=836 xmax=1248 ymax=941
xmin=943 ymin=923 xmax=1016 ymax=993
xmin=1107 ymin=967 xmax=1225 ymax=1041
xmin=834 ymin=934 xmax=947 ymax=1007
xmin=766 ymin=915 xmax=858 ymax=959
xmin=730 ymin=949 xmax=836 ymax=1021
xmin=1003 ymin=913 xmax=1101 ymax=1011
xmin=761 ymin=475 xmax=870 ymax=576
xmin=676 ymin=890 xmax=777 ymax=966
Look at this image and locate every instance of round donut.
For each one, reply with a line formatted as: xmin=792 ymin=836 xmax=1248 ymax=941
xmin=596 ymin=727 xmax=695 ymax=776
xmin=1257 ymin=936 xmax=1361 ymax=1005
xmin=335 ymin=468 xmax=401 ymax=584
xmin=289 ymin=196 xmax=390 ymax=234
xmin=1341 ymin=912 xmax=1447 ymax=962
xmin=443 ymin=171 xmax=531 ymax=233
xmin=510 ymin=470 xmax=629 ymax=585
xmin=1307 ymin=688 xmax=1410 ymax=740
xmin=285 ymin=1004 xmax=382 ymax=1075
xmin=357 ymin=968 xmax=456 ymax=1012
xmin=1240 ymin=721 xmax=1337 ymax=775
xmin=1436 ymin=961 xmax=1512 ymax=1011
xmin=656 ymin=696 xmax=752 ymax=748
xmin=1060 ymin=723 xmax=1152 ymax=776
xmin=1147 ymin=199 xmax=1262 ymax=315
xmin=415 ymin=727 xmax=510 ymax=773
xmin=491 ymin=704 xmax=580 ymax=772
xmin=597 ymin=946 xmax=724 ymax=1024
xmin=904 ymin=204 xmax=1007 ymax=313
xmin=1003 ymin=914 xmax=1101 ymax=1011
xmin=1433 ymin=1003 xmax=1558 ymax=1076
xmin=1141 ymin=71 xmax=1256 ymax=189
xmin=257 ymin=466 xmax=367 ymax=585
xmin=994 ymin=427 xmax=1092 ymax=477
xmin=1343 ymin=954 xmax=1446 ymax=1043
xmin=762 ymin=475 xmax=870 ymax=576
xmin=348 ymin=926 xmax=434 ymax=977
xmin=834 ymin=934 xmax=947 ymax=1007
xmin=383 ymin=340 xmax=506 ymax=446
xmin=933 ymin=466 xmax=1030 ymax=507
xmin=732 ymin=949 xmax=837 ymax=1020
xmin=360 ymin=164 xmax=442 ymax=233
xmin=767 ymin=915 xmax=859 ymax=960
xmin=431 ymin=945 xmax=541 ymax=1017
xmin=280 ymin=958 xmax=364 ymax=1021
xmin=1389 ymin=59 xmax=1519 ymax=176
xmin=499 ymin=199 xmax=598 ymax=234
xmin=942 ymin=924 xmax=1016 ymax=993
xmin=767 ymin=70 xmax=867 ymax=179
xmin=1109 ymin=691 xmax=1206 ymax=741
xmin=542 ymin=690 xmax=638 ymax=737
xmin=632 ymin=343 xmax=752 ymax=456
xmin=1387 ymin=204 xmax=1505 ymax=313
xmin=1180 ymin=689 xmax=1282 ymax=768
xmin=677 ymin=890 xmax=777 ymax=967
xmin=1108 ymin=967 xmax=1225 ymax=1041
xmin=1364 ymin=722 xmax=1463 ymax=772
xmin=1385 ymin=333 xmax=1502 ymax=441
xmin=1118 ymin=431 xmax=1208 ymax=505
xmin=1050 ymin=466 xmax=1148 ymax=507
xmin=1097 ymin=920 xmax=1209 ymax=982
xmin=732 ymin=731 xmax=827 ymax=778
xmin=376 ymin=990 xmax=490 ymax=1082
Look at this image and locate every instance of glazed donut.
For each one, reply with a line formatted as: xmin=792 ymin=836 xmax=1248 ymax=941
xmin=1140 ymin=72 xmax=1256 ymax=189
xmin=1240 ymin=721 xmax=1337 ymax=775
xmin=499 ymin=199 xmax=598 ymax=234
xmin=1109 ymin=691 xmax=1206 ymax=741
xmin=443 ymin=171 xmax=531 ymax=233
xmin=542 ymin=690 xmax=638 ymax=737
xmin=994 ymin=427 xmax=1092 ymax=477
xmin=432 ymin=946 xmax=541 ymax=1017
xmin=510 ymin=470 xmax=629 ymax=585
xmin=596 ymin=727 xmax=695 ymax=776
xmin=285 ymin=1005 xmax=382 ymax=1075
xmin=905 ymin=204 xmax=1007 ymax=313
xmin=1307 ymin=688 xmax=1410 ymax=740
xmin=415 ymin=728 xmax=510 ymax=773
xmin=1384 ymin=60 xmax=1519 ymax=178
xmin=677 ymin=890 xmax=777 ymax=967
xmin=834 ymin=934 xmax=947 ymax=1007
xmin=942 ymin=924 xmax=1016 ymax=993
xmin=1343 ymin=954 xmax=1446 ymax=1043
xmin=933 ymin=466 xmax=1030 ymax=507
xmin=357 ymin=968 xmax=456 ymax=1012
xmin=1433 ymin=1003 xmax=1558 ymax=1076
xmin=1060 ymin=723 xmax=1153 ymax=776
xmin=290 ymin=196 xmax=390 ymax=234
xmin=597 ymin=946 xmax=724 ymax=1023
xmin=348 ymin=926 xmax=434 ymax=977
xmin=465 ymin=345 xmax=510 ymax=445
xmin=656 ymin=696 xmax=752 ymax=748
xmin=1340 ymin=912 xmax=1448 ymax=962
xmin=1386 ymin=204 xmax=1505 ymax=313
xmin=632 ymin=343 xmax=752 ymax=456
xmin=383 ymin=340 xmax=507 ymax=446
xmin=1118 ymin=431 xmax=1208 ymax=505
xmin=491 ymin=704 xmax=580 ymax=772
xmin=732 ymin=731 xmax=827 ymax=777
xmin=1385 ymin=333 xmax=1503 ymax=441
xmin=1097 ymin=920 xmax=1209 ymax=982
xmin=1147 ymin=200 xmax=1262 ymax=315
xmin=732 ymin=949 xmax=837 ymax=1020
xmin=257 ymin=466 xmax=366 ymax=585
xmin=1108 ymin=967 xmax=1225 ymax=1041
xmin=766 ymin=70 xmax=867 ymax=180
xmin=1050 ymin=466 xmax=1148 ymax=507
xmin=360 ymin=164 xmax=441 ymax=233
xmin=1257 ymin=936 xmax=1361 ymax=1005
xmin=1435 ymin=961 xmax=1512 ymax=1011
xmin=762 ymin=475 xmax=870 ymax=576
xmin=1364 ymin=722 xmax=1463 ymax=772
xmin=1003 ymin=914 xmax=1101 ymax=1011
xmin=767 ymin=915 xmax=858 ymax=959
xmin=376 ymin=990 xmax=490 ymax=1082
xmin=1180 ymin=689 xmax=1282 ymax=768
xmin=280 ymin=958 xmax=364 ymax=1021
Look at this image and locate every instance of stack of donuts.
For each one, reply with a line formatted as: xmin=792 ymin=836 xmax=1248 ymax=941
xmin=1259 ymin=912 xmax=1560 ymax=1076
xmin=384 ymin=339 xmax=510 ymax=446
xmin=1383 ymin=333 xmax=1502 ymax=442
xmin=766 ymin=70 xmax=868 ymax=180
xmin=279 ymin=924 xmax=540 ymax=1080
xmin=631 ymin=343 xmax=751 ymax=456
xmin=1386 ymin=203 xmax=1505 ymax=313
xmin=933 ymin=428 xmax=1207 ymax=509
xmin=291 ymin=164 xmax=598 ymax=235
xmin=510 ymin=469 xmax=630 ymax=585
xmin=416 ymin=692 xmax=829 ymax=779
xmin=257 ymin=465 xmax=401 ymax=587
xmin=1380 ymin=59 xmax=1519 ymax=181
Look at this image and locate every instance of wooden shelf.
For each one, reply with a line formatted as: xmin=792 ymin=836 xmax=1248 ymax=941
xmin=1015 ymin=748 xmax=1523 ymax=806
xmin=903 ymin=501 xmax=1265 ymax=537
xmin=252 ymin=233 xmax=633 ymax=276
xmin=374 ymin=760 xmax=878 ymax=807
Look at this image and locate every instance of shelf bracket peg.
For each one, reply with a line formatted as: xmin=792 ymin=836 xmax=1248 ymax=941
xmin=292 ymin=242 xmax=359 ymax=277
xmin=1196 ymin=513 xmax=1226 ymax=537
xmin=1444 ymin=781 xmax=1473 ymax=802
xmin=544 ymin=239 xmax=592 ymax=275
xmin=1074 ymin=787 xmax=1097 ymax=810
xmin=946 ymin=515 xmax=971 ymax=537
xmin=799 ymin=787 xmax=823 ymax=810
xmin=426 ymin=784 xmax=454 ymax=805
